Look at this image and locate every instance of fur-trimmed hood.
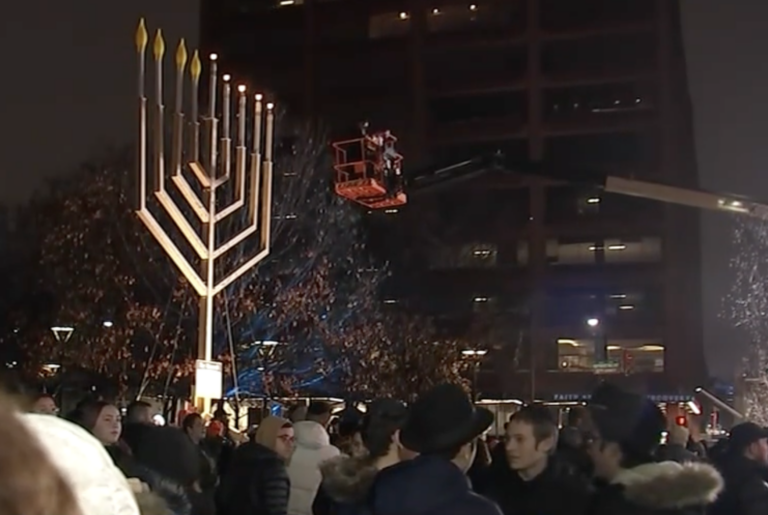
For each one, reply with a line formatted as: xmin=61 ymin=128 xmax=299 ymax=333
xmin=319 ymin=455 xmax=379 ymax=504
xmin=612 ymin=461 xmax=724 ymax=510
xmin=134 ymin=491 xmax=170 ymax=515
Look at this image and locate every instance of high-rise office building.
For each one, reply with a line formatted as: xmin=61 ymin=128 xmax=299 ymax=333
xmin=202 ymin=0 xmax=704 ymax=401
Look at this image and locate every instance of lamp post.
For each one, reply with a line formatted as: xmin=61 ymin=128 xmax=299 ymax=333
xmin=586 ymin=316 xmax=607 ymax=367
xmin=255 ymin=340 xmax=280 ymax=416
xmin=134 ymin=20 xmax=276 ymax=411
xmin=50 ymin=325 xmax=74 ymax=406
xmin=462 ymin=349 xmax=488 ymax=401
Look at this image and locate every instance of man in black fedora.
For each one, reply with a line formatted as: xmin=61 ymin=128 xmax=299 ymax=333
xmin=362 ymin=383 xmax=502 ymax=515
xmin=585 ymin=382 xmax=723 ymax=515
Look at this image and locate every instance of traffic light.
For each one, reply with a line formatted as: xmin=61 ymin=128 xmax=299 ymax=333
xmin=675 ymin=416 xmax=687 ymax=427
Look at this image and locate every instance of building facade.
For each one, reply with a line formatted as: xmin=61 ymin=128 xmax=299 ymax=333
xmin=202 ymin=0 xmax=705 ymax=400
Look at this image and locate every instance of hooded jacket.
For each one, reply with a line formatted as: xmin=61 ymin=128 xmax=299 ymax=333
xmin=590 ymin=461 xmax=724 ymax=515
xmin=313 ymin=455 xmax=380 ymax=515
xmin=288 ymin=420 xmax=341 ymax=515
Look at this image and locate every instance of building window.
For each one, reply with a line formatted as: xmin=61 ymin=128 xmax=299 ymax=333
xmin=603 ymin=237 xmax=661 ymax=263
xmin=429 ymin=243 xmax=498 ymax=269
xmin=542 ymin=288 xmax=661 ymax=326
xmin=428 ymin=92 xmax=527 ymax=125
xmin=426 ymin=2 xmax=521 ymax=34
xmin=472 ymin=296 xmax=495 ymax=313
xmin=545 ymin=187 xmax=663 ymax=223
xmin=369 ymin=11 xmax=411 ymax=39
xmin=546 ymin=237 xmax=661 ymax=265
xmin=543 ymin=82 xmax=657 ymax=123
xmin=541 ymin=32 xmax=657 ymax=78
xmin=556 ymin=337 xmax=664 ymax=373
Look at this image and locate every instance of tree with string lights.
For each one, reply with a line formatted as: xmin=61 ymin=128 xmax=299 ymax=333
xmin=729 ymin=216 xmax=768 ymax=425
xmin=9 ymin=120 xmax=385 ymax=399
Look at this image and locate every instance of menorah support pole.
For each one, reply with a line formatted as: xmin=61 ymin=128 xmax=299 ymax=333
xmin=194 ymin=182 xmax=217 ymax=412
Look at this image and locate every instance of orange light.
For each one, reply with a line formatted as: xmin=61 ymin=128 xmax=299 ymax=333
xmin=675 ymin=416 xmax=687 ymax=426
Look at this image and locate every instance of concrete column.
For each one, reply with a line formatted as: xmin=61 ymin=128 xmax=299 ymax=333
xmin=527 ymin=0 xmax=543 ymax=159
xmin=409 ymin=0 xmax=427 ymax=162
xmin=656 ymin=0 xmax=704 ymax=388
xmin=303 ymin=0 xmax=316 ymax=117
xmin=528 ymin=181 xmax=547 ymax=401
xmin=527 ymin=0 xmax=547 ymax=400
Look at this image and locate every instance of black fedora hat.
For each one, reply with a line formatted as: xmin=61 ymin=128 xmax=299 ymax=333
xmin=400 ymin=383 xmax=494 ymax=453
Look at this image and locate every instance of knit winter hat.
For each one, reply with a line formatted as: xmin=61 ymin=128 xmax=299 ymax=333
xmin=19 ymin=413 xmax=140 ymax=515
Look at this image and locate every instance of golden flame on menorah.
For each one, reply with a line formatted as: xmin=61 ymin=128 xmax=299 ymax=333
xmin=134 ymin=19 xmax=275 ymax=407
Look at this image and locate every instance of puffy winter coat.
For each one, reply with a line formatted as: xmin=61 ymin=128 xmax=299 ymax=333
xmin=217 ymin=441 xmax=290 ymax=515
xmin=287 ymin=421 xmax=340 ymax=515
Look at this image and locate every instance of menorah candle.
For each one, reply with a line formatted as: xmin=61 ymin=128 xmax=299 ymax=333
xmin=265 ymin=103 xmax=275 ymax=162
xmin=253 ymin=94 xmax=263 ymax=155
xmin=189 ymin=51 xmax=201 ymax=161
xmin=154 ymin=31 xmax=164 ymax=108
xmin=174 ymin=39 xmax=186 ymax=114
xmin=237 ymin=85 xmax=246 ymax=147
xmin=222 ymin=74 xmax=231 ymax=140
xmin=208 ymin=54 xmax=217 ymax=119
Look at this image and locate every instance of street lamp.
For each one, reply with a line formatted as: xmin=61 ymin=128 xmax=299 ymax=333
xmin=254 ymin=341 xmax=281 ymax=416
xmin=462 ymin=349 xmax=488 ymax=401
xmin=50 ymin=326 xmax=74 ymax=406
xmin=102 ymin=320 xmax=114 ymax=328
xmin=586 ymin=318 xmax=599 ymax=328
xmin=50 ymin=326 xmax=75 ymax=343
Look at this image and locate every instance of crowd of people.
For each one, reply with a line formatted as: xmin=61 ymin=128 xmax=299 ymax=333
xmin=9 ymin=381 xmax=768 ymax=515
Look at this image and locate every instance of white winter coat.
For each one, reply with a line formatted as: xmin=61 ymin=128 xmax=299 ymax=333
xmin=287 ymin=420 xmax=340 ymax=515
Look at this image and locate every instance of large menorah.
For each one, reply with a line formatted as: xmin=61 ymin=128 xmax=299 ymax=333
xmin=134 ymin=19 xmax=275 ymax=405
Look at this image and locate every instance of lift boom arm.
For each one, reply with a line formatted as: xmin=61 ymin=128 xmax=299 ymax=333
xmin=407 ymin=152 xmax=768 ymax=218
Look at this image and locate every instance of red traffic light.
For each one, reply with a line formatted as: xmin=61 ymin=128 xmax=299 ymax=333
xmin=675 ymin=416 xmax=687 ymax=427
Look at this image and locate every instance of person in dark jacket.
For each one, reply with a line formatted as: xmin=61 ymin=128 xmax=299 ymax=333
xmin=709 ymin=422 xmax=768 ymax=515
xmin=656 ymin=425 xmax=701 ymax=464
xmin=479 ymin=405 xmax=591 ymax=515
xmin=313 ymin=399 xmax=409 ymax=515
xmin=122 ymin=423 xmax=215 ymax=515
xmin=182 ymin=413 xmax=219 ymax=493
xmin=362 ymin=383 xmax=502 ymax=515
xmin=584 ymin=382 xmax=723 ymax=515
xmin=217 ymin=416 xmax=294 ymax=515
xmin=557 ymin=406 xmax=593 ymax=477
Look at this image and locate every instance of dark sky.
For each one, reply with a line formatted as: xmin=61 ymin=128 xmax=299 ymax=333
xmin=680 ymin=0 xmax=768 ymax=380
xmin=0 ymin=0 xmax=199 ymax=203
xmin=0 ymin=0 xmax=765 ymax=381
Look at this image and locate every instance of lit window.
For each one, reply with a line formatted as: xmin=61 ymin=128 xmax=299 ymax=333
xmin=549 ymin=237 xmax=661 ymax=265
xmin=370 ymin=12 xmax=411 ymax=38
xmin=556 ymin=338 xmax=664 ymax=373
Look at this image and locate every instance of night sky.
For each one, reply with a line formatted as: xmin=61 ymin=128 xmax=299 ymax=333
xmin=0 ymin=0 xmax=766 ymax=380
